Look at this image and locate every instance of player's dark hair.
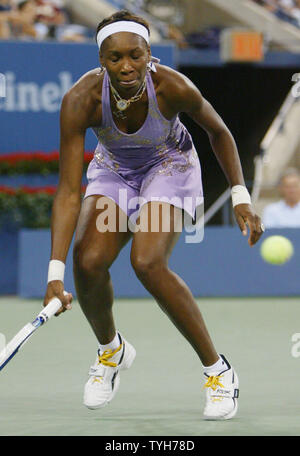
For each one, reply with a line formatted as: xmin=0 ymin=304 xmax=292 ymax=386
xmin=95 ymin=10 xmax=150 ymax=46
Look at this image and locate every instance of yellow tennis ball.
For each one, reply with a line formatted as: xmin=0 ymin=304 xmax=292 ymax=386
xmin=260 ymin=235 xmax=294 ymax=265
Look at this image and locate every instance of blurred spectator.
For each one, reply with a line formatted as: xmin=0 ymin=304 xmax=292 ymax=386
xmin=9 ymin=0 xmax=44 ymax=39
xmin=0 ymin=0 xmax=12 ymax=11
xmin=33 ymin=0 xmax=91 ymax=41
xmin=34 ymin=0 xmax=91 ymax=41
xmin=34 ymin=0 xmax=67 ymax=26
xmin=185 ymin=27 xmax=222 ymax=50
xmin=276 ymin=0 xmax=300 ymax=25
xmin=143 ymin=0 xmax=188 ymax=47
xmin=1 ymin=0 xmax=189 ymax=45
xmin=0 ymin=0 xmax=93 ymax=41
xmin=289 ymin=0 xmax=300 ymax=25
xmin=262 ymin=168 xmax=300 ymax=227
xmin=111 ymin=0 xmax=189 ymax=48
xmin=166 ymin=23 xmax=188 ymax=48
xmin=252 ymin=0 xmax=300 ymax=27
xmin=261 ymin=0 xmax=278 ymax=11
xmin=55 ymin=23 xmax=91 ymax=42
xmin=0 ymin=0 xmax=13 ymax=38
xmin=0 ymin=0 xmax=51 ymax=39
xmin=279 ymin=0 xmax=295 ymax=12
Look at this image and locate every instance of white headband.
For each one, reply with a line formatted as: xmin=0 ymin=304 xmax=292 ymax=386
xmin=97 ymin=21 xmax=150 ymax=50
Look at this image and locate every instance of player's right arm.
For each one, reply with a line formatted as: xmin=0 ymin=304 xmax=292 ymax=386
xmin=43 ymin=90 xmax=87 ymax=315
xmin=43 ymin=70 xmax=103 ymax=315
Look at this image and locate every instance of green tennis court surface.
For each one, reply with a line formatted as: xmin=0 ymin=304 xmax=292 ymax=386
xmin=0 ymin=296 xmax=300 ymax=436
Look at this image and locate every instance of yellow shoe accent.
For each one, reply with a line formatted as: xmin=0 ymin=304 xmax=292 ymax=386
xmin=84 ymin=337 xmax=136 ymax=410
xmin=92 ymin=377 xmax=103 ymax=384
xmin=204 ymin=375 xmax=224 ymax=391
xmin=97 ymin=343 xmax=123 ymax=368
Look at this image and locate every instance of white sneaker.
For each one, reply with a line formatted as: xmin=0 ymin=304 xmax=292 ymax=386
xmin=83 ymin=333 xmax=136 ymax=410
xmin=203 ymin=355 xmax=239 ymax=420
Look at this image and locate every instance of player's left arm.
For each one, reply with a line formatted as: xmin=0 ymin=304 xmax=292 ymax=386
xmin=169 ymin=73 xmax=263 ymax=246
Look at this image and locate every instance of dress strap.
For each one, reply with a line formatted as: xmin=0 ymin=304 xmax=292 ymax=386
xmin=145 ymin=70 xmax=156 ymax=103
xmin=147 ymin=55 xmax=160 ymax=73
xmin=101 ymin=70 xmax=111 ymax=126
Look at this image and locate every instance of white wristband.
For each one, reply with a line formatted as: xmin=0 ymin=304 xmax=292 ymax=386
xmin=231 ymin=185 xmax=251 ymax=207
xmin=47 ymin=260 xmax=65 ymax=283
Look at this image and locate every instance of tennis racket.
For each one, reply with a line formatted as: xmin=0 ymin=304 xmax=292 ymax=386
xmin=0 ymin=297 xmax=62 ymax=372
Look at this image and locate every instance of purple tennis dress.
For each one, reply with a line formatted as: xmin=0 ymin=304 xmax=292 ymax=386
xmin=84 ymin=68 xmax=203 ymax=223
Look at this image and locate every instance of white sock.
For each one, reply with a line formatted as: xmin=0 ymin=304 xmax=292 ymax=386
xmin=203 ymin=355 xmax=229 ymax=376
xmin=99 ymin=332 xmax=122 ymax=354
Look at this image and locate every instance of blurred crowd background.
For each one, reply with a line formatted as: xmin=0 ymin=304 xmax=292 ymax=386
xmin=0 ymin=0 xmax=188 ymax=44
xmin=252 ymin=0 xmax=300 ymax=27
xmin=0 ymin=0 xmax=93 ymax=42
xmin=1 ymin=0 xmax=300 ymax=47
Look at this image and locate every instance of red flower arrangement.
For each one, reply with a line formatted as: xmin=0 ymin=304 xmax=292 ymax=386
xmin=0 ymin=185 xmax=87 ymax=195
xmin=0 ymin=184 xmax=87 ymax=229
xmin=0 ymin=151 xmax=94 ymax=175
xmin=0 ymin=151 xmax=92 ymax=228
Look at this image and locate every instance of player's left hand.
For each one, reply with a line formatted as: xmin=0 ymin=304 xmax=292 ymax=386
xmin=234 ymin=204 xmax=264 ymax=247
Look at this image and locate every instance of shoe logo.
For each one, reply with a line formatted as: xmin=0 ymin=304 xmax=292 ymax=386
xmin=211 ymin=397 xmax=223 ymax=403
xmin=234 ymin=389 xmax=239 ymax=398
xmin=216 ymin=389 xmax=230 ymax=394
xmin=92 ymin=376 xmax=103 ymax=384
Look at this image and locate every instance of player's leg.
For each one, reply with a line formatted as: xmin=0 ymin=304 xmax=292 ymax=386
xmin=73 ymin=195 xmax=132 ymax=344
xmin=130 ymin=202 xmax=239 ymax=420
xmin=130 ymin=201 xmax=218 ymax=366
xmin=73 ymin=195 xmax=136 ymax=409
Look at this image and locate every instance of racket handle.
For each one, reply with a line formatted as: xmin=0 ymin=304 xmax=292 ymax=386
xmin=38 ymin=297 xmax=62 ymax=322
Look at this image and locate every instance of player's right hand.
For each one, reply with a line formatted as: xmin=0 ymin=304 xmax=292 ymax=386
xmin=43 ymin=281 xmax=73 ymax=317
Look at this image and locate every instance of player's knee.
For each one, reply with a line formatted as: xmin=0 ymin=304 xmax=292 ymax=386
xmin=73 ymin=241 xmax=111 ymax=279
xmin=131 ymin=253 xmax=166 ymax=282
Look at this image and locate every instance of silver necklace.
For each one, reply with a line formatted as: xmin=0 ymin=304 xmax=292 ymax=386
xmin=109 ymin=79 xmax=146 ymax=116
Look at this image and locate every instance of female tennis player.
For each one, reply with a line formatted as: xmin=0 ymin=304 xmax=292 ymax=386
xmin=43 ymin=10 xmax=264 ymax=420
